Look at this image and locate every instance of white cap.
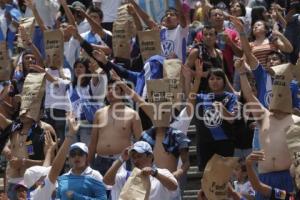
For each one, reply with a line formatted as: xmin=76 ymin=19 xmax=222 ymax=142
xmin=24 ymin=166 xmax=51 ymax=188
xmin=93 ymin=0 xmax=101 ymax=3
xmin=70 ymin=142 xmax=88 ymax=154
xmin=130 ymin=141 xmax=153 ymax=154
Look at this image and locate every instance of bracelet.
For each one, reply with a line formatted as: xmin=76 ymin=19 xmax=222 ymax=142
xmin=118 ymin=156 xmax=125 ymax=163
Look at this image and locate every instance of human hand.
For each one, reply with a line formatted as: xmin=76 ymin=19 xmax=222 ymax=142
xmin=19 ymin=26 xmax=32 ymax=46
xmin=28 ymin=64 xmax=45 ymax=73
xmin=111 ymin=69 xmax=122 ymax=82
xmin=66 ymin=113 xmax=79 ymax=136
xmin=234 ymin=58 xmax=248 ymax=74
xmin=92 ymin=50 xmax=108 ymax=65
xmin=230 ymin=16 xmax=244 ymax=34
xmin=246 ymin=150 xmax=265 ymax=166
xmin=121 ymin=146 xmax=131 ymax=161
xmin=44 ymin=130 xmax=56 ymax=152
xmin=195 ymin=58 xmax=203 ymax=78
xmin=141 ymin=167 xmax=152 ymax=176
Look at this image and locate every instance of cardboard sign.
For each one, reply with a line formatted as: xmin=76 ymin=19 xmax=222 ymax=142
xmin=20 ymin=73 xmax=46 ymax=121
xmin=201 ymin=154 xmax=238 ymax=200
xmin=286 ymin=123 xmax=300 ymax=189
xmin=112 ymin=4 xmax=136 ymax=60
xmin=269 ymin=64 xmax=293 ymax=113
xmin=119 ymin=168 xmax=150 ymax=200
xmin=0 ymin=42 xmax=11 ymax=81
xmin=138 ymin=30 xmax=161 ymax=63
xmin=17 ymin=17 xmax=35 ymax=48
xmin=44 ymin=30 xmax=64 ymax=68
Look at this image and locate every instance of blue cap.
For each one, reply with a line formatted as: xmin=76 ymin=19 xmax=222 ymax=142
xmin=131 ymin=141 xmax=153 ymax=154
xmin=70 ymin=142 xmax=88 ymax=154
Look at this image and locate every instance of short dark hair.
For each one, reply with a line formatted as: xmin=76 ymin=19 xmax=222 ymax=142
xmin=267 ymin=51 xmax=286 ymax=63
xmin=202 ymin=25 xmax=217 ymax=35
xmin=87 ymin=5 xmax=103 ymax=20
xmin=161 ymin=7 xmax=178 ymax=22
xmin=229 ymin=1 xmax=246 ymax=17
xmin=208 ymin=7 xmax=223 ymax=18
xmin=207 ymin=68 xmax=227 ymax=89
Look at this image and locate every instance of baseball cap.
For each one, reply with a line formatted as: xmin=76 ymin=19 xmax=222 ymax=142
xmin=130 ymin=141 xmax=153 ymax=154
xmin=70 ymin=142 xmax=88 ymax=154
xmin=24 ymin=166 xmax=51 ymax=188
xmin=69 ymin=1 xmax=86 ymax=11
xmin=93 ymin=0 xmax=101 ymax=3
xmin=14 ymin=180 xmax=27 ymax=191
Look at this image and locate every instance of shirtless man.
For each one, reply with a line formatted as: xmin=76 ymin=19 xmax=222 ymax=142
xmin=0 ymin=111 xmax=56 ymax=200
xmin=236 ymin=56 xmax=300 ymax=199
xmin=88 ymin=79 xmax=143 ymax=176
xmin=110 ymin=58 xmax=200 ymax=181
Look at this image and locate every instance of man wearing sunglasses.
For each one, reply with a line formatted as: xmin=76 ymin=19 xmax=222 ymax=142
xmin=56 ymin=142 xmax=107 ymax=200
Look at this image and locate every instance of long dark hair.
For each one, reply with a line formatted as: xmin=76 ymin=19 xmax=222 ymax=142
xmin=72 ymin=57 xmax=91 ymax=88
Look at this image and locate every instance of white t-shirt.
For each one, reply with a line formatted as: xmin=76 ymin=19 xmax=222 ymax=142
xmin=77 ymin=20 xmax=91 ymax=35
xmin=112 ymin=168 xmax=177 ymax=200
xmin=160 ymin=25 xmax=189 ymax=61
xmin=44 ymin=68 xmax=71 ymax=111
xmin=30 ymin=175 xmax=56 ymax=200
xmin=99 ymin=0 xmax=123 ymax=23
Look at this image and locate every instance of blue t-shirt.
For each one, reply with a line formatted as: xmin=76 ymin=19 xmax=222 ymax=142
xmin=195 ymin=92 xmax=238 ymax=142
xmin=252 ymin=64 xmax=299 ymax=109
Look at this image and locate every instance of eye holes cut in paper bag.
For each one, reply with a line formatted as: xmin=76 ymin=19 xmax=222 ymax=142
xmin=20 ymin=73 xmax=46 ymax=122
xmin=201 ymin=154 xmax=238 ymax=200
xmin=0 ymin=42 xmax=11 ymax=81
xmin=119 ymin=167 xmax=150 ymax=200
xmin=269 ymin=63 xmax=293 ymax=114
xmin=44 ymin=30 xmax=64 ymax=69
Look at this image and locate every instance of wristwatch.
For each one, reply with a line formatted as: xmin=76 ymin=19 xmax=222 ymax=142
xmin=151 ymin=166 xmax=158 ymax=177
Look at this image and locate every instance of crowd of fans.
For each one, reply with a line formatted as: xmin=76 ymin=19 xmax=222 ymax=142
xmin=0 ymin=0 xmax=300 ymax=199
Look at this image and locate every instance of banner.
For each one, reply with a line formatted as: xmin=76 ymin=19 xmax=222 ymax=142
xmin=44 ymin=30 xmax=64 ymax=68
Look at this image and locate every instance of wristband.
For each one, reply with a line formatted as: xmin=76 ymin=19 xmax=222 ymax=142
xmin=118 ymin=156 xmax=125 ymax=163
xmin=151 ymin=167 xmax=158 ymax=177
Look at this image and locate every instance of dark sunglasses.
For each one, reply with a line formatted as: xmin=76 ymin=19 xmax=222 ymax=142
xmin=70 ymin=149 xmax=85 ymax=158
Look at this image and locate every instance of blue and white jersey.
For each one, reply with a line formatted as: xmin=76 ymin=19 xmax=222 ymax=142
xmin=160 ymin=25 xmax=189 ymax=63
xmin=252 ymin=64 xmax=300 ymax=109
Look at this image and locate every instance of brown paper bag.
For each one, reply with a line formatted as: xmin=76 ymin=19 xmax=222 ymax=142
xmin=286 ymin=123 xmax=300 ymax=189
xmin=0 ymin=42 xmax=11 ymax=81
xmin=163 ymin=59 xmax=182 ymax=80
xmin=119 ymin=168 xmax=150 ymax=200
xmin=291 ymin=62 xmax=300 ymax=82
xmin=138 ymin=30 xmax=161 ymax=63
xmin=20 ymin=73 xmax=46 ymax=121
xmin=44 ymin=30 xmax=64 ymax=68
xmin=201 ymin=154 xmax=238 ymax=200
xmin=112 ymin=4 xmax=136 ymax=59
xmin=17 ymin=17 xmax=35 ymax=48
xmin=269 ymin=63 xmax=293 ymax=113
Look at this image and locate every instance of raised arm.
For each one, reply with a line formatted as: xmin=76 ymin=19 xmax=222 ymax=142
xmin=48 ymin=114 xmax=79 ymax=184
xmin=175 ymin=0 xmax=187 ymax=28
xmin=231 ymin=16 xmax=258 ymax=69
xmin=59 ymin=0 xmax=76 ymax=26
xmin=128 ymin=4 xmax=143 ymax=31
xmin=272 ymin=30 xmax=293 ymax=53
xmin=25 ymin=0 xmax=48 ymax=32
xmin=128 ymin=0 xmax=158 ymax=29
xmin=88 ymin=111 xmax=100 ymax=164
xmin=246 ymin=151 xmax=272 ymax=197
xmin=19 ymin=25 xmax=44 ymax=66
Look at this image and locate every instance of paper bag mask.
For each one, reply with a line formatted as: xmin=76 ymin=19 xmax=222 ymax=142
xmin=17 ymin=17 xmax=35 ymax=48
xmin=138 ymin=30 xmax=161 ymax=63
xmin=20 ymin=73 xmax=46 ymax=122
xmin=146 ymin=79 xmax=181 ymax=127
xmin=0 ymin=42 xmax=11 ymax=81
xmin=163 ymin=59 xmax=182 ymax=80
xmin=269 ymin=63 xmax=293 ymax=113
xmin=201 ymin=154 xmax=238 ymax=200
xmin=112 ymin=5 xmax=136 ymax=59
xmin=286 ymin=123 xmax=300 ymax=189
xmin=44 ymin=30 xmax=64 ymax=68
xmin=119 ymin=168 xmax=150 ymax=200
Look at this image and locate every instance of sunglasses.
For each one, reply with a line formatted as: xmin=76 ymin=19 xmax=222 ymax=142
xmin=70 ymin=149 xmax=85 ymax=158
